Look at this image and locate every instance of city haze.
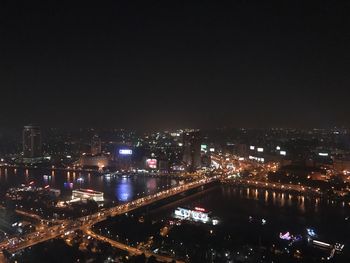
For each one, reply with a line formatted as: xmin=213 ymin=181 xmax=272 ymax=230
xmin=1 ymin=1 xmax=350 ymax=128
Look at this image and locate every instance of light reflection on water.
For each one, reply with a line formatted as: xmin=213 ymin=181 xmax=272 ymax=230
xmin=212 ymin=185 xmax=350 ymax=216
xmin=0 ymin=167 xmax=177 ymax=203
xmin=116 ymin=178 xmax=133 ymax=202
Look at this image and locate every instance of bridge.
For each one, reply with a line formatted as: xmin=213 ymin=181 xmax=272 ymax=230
xmin=0 ymin=176 xmax=218 ymax=261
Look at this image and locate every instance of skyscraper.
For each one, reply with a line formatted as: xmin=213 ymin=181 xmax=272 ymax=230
xmin=23 ymin=125 xmax=42 ymax=158
xmin=91 ymin=134 xmax=102 ymax=155
xmin=182 ymin=130 xmax=201 ymax=171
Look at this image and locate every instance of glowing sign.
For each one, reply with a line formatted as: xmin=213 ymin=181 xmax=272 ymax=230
xmin=119 ymin=149 xmax=132 ymax=155
xmin=306 ymin=228 xmax=317 ymax=237
xmin=250 ymin=146 xmax=255 ymax=150
xmin=318 ymin=152 xmax=328 ymax=157
xmin=174 ymin=207 xmax=209 ymax=223
xmin=201 ymin=144 xmax=207 ymax=152
xmin=194 ymin=207 xmax=206 ymax=212
xmin=257 ymin=147 xmax=264 ymax=152
xmin=280 ymin=232 xmax=292 ymax=240
xmin=276 ymin=146 xmax=281 ymax=150
xmin=280 ymin=150 xmax=286 ymax=156
xmin=209 ymin=148 xmax=215 ymax=152
xmin=146 ymin=159 xmax=157 ymax=169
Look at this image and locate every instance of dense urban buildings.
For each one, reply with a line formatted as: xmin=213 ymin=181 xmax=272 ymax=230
xmin=91 ymin=134 xmax=102 ymax=156
xmin=22 ymin=125 xmax=42 ymax=159
xmin=182 ymin=130 xmax=201 ymax=172
xmin=1 ymin=0 xmax=350 ymax=262
xmin=0 ymin=127 xmax=349 ymax=262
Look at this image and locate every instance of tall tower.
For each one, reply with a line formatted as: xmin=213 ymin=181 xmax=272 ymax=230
xmin=91 ymin=134 xmax=101 ymax=155
xmin=182 ymin=130 xmax=201 ymax=171
xmin=23 ymin=125 xmax=42 ymax=158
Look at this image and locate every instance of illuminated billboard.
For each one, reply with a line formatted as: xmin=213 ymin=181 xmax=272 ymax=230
xmin=174 ymin=207 xmax=209 ymax=223
xmin=119 ymin=149 xmax=132 ymax=155
xmin=201 ymin=144 xmax=207 ymax=153
xmin=280 ymin=150 xmax=286 ymax=156
xmin=146 ymin=159 xmax=157 ymax=169
xmin=257 ymin=147 xmax=264 ymax=152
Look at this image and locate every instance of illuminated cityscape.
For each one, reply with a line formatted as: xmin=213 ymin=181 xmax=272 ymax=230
xmin=0 ymin=127 xmax=348 ymax=262
xmin=1 ymin=1 xmax=350 ymax=263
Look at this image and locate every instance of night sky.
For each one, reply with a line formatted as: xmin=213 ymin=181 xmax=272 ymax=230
xmin=1 ymin=1 xmax=350 ymax=129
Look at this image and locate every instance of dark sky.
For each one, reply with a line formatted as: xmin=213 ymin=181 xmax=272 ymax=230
xmin=1 ymin=0 xmax=350 ymax=129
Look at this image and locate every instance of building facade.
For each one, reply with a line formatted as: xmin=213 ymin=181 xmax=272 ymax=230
xmin=91 ymin=134 xmax=102 ymax=155
xmin=23 ymin=125 xmax=42 ymax=158
xmin=182 ymin=130 xmax=201 ymax=171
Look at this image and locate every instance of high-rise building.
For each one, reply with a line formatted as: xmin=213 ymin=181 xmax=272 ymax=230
xmin=23 ymin=125 xmax=42 ymax=158
xmin=182 ymin=130 xmax=201 ymax=171
xmin=91 ymin=134 xmax=101 ymax=155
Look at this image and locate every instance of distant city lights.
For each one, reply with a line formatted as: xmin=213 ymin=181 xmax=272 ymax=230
xmin=318 ymin=152 xmax=329 ymax=157
xmin=249 ymin=156 xmax=264 ymax=163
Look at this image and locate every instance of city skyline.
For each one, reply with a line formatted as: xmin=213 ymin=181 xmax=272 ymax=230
xmin=1 ymin=2 xmax=350 ymax=261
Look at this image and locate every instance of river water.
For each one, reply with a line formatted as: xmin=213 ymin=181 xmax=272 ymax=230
xmin=0 ymin=167 xmax=179 ymax=203
xmin=148 ymin=184 xmax=350 ymax=261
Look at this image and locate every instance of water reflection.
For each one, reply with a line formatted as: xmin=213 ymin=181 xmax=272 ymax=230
xmin=218 ymin=185 xmax=350 ymax=215
xmin=64 ymin=182 xmax=74 ymax=190
xmin=253 ymin=189 xmax=258 ymax=200
xmin=43 ymin=175 xmax=52 ymax=185
xmin=147 ymin=178 xmax=157 ymax=193
xmin=287 ymin=194 xmax=292 ymax=206
xmin=116 ymin=178 xmax=133 ymax=202
xmin=0 ymin=167 xmax=176 ymax=203
xmin=300 ymin=196 xmax=305 ymax=212
xmin=281 ymin=193 xmax=285 ymax=207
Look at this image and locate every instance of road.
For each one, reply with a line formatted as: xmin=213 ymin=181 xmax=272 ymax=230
xmin=222 ymin=178 xmax=322 ymax=195
xmin=0 ymin=176 xmax=218 ymax=258
xmin=84 ymin=228 xmax=184 ymax=263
